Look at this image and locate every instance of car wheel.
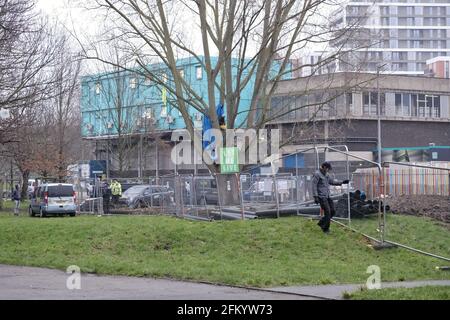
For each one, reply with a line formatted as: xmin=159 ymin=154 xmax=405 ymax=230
xmin=69 ymin=212 xmax=76 ymax=217
xmin=28 ymin=206 xmax=35 ymax=217
xmin=39 ymin=208 xmax=45 ymax=218
xmin=139 ymin=200 xmax=146 ymax=208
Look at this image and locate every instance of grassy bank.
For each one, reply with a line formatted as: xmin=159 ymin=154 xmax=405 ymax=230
xmin=350 ymin=214 xmax=450 ymax=259
xmin=0 ymin=214 xmax=448 ymax=287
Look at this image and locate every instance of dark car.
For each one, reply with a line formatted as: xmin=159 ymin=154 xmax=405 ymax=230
xmin=119 ymin=185 xmax=174 ymax=208
xmin=195 ymin=177 xmax=218 ymax=205
xmin=243 ymin=182 xmax=266 ymax=201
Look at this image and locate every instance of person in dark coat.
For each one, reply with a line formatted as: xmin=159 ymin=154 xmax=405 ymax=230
xmin=312 ymin=162 xmax=349 ymax=233
xmin=12 ymin=185 xmax=21 ymax=216
xmin=102 ymin=181 xmax=111 ymax=214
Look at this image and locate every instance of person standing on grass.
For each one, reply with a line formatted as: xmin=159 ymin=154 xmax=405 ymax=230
xmin=102 ymin=181 xmax=111 ymax=215
xmin=312 ymin=162 xmax=349 ymax=234
xmin=110 ymin=179 xmax=122 ymax=205
xmin=12 ymin=185 xmax=21 ymax=216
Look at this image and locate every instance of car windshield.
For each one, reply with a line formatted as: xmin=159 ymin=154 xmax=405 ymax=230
xmin=123 ymin=185 xmax=148 ymax=196
xmin=47 ymin=185 xmax=73 ymax=197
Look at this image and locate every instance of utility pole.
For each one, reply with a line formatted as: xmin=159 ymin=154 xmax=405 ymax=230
xmin=138 ymin=134 xmax=143 ymax=180
xmin=376 ymin=64 xmax=388 ymax=247
xmin=106 ymin=140 xmax=110 ymax=180
xmin=155 ymin=138 xmax=159 ymax=184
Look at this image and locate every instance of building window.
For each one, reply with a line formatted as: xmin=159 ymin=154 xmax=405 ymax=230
xmin=196 ymin=66 xmax=202 ymax=80
xmin=95 ymin=82 xmax=101 ymax=95
xmin=363 ymin=92 xmax=370 ymax=115
xmin=160 ymin=105 xmax=168 ymax=118
xmin=396 ymin=93 xmax=440 ymax=119
xmin=144 ymin=77 xmax=152 ymax=86
xmin=411 ymin=94 xmax=418 ymax=117
xmin=426 ymin=96 xmax=433 ymax=117
xmin=418 ymin=94 xmax=426 ymax=117
xmin=130 ymin=77 xmax=137 ymax=89
xmin=402 ymin=93 xmax=410 ymax=116
xmin=363 ymin=91 xmax=384 ymax=116
xmin=433 ymin=96 xmax=441 ymax=118
xmin=395 ymin=93 xmax=402 ymax=116
xmin=346 ymin=92 xmax=353 ymax=115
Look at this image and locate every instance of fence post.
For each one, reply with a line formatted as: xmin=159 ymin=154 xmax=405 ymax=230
xmin=237 ymin=173 xmax=245 ymax=220
xmin=174 ymin=174 xmax=182 ymax=217
xmin=295 ymin=153 xmax=300 ymax=216
xmin=273 ymin=174 xmax=280 ymax=219
xmin=215 ymin=174 xmax=223 ymax=220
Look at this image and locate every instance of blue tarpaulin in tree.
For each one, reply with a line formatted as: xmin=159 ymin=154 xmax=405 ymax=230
xmin=202 ymin=103 xmax=224 ymax=149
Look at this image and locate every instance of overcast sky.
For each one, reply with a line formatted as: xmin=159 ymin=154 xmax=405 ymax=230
xmin=37 ymin=0 xmax=101 ymax=40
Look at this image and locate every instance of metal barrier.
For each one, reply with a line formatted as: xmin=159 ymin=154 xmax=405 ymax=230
xmin=78 ymin=197 xmax=104 ymax=215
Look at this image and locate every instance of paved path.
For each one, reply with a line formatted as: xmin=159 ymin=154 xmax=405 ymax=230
xmin=0 ymin=265 xmax=315 ymax=300
xmin=0 ymin=265 xmax=449 ymax=300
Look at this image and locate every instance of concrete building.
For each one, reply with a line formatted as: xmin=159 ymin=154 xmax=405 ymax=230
xmin=332 ymin=0 xmax=450 ymax=75
xmin=268 ymin=72 xmax=450 ymax=163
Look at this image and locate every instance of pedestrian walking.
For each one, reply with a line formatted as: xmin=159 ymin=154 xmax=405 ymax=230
xmin=12 ymin=185 xmax=21 ymax=216
xmin=312 ymin=162 xmax=349 ymax=233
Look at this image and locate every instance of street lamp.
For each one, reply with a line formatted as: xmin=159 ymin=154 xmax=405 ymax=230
xmin=377 ymin=65 xmax=382 ymax=165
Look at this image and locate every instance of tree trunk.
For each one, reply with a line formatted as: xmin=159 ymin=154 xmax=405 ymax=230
xmin=20 ymin=170 xmax=30 ymax=200
xmin=0 ymin=178 xmax=3 ymax=210
xmin=216 ymin=174 xmax=241 ymax=206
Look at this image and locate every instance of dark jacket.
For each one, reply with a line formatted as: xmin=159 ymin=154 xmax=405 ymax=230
xmin=12 ymin=189 xmax=21 ymax=201
xmin=102 ymin=184 xmax=111 ymax=199
xmin=311 ymin=169 xmax=343 ymax=198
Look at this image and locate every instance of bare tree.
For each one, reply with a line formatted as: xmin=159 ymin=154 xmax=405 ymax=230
xmin=0 ymin=0 xmax=66 ymax=145
xmin=1 ymin=19 xmax=84 ymax=196
xmin=78 ymin=0 xmax=369 ymax=204
xmin=48 ymin=32 xmax=83 ymax=181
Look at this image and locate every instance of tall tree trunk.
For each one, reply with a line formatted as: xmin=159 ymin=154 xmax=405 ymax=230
xmin=20 ymin=169 xmax=30 ymax=200
xmin=215 ymin=173 xmax=241 ymax=206
xmin=0 ymin=178 xmax=3 ymax=210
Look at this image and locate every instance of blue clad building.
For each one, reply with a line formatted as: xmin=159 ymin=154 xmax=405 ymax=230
xmin=80 ymin=56 xmax=260 ymax=176
xmin=80 ymin=56 xmax=255 ymax=138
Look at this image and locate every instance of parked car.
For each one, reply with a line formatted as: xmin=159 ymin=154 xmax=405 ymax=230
xmin=119 ymin=185 xmax=174 ymax=208
xmin=29 ymin=183 xmax=76 ymax=217
xmin=27 ymin=179 xmax=41 ymax=199
xmin=195 ymin=177 xmax=218 ymax=205
xmin=243 ymin=181 xmax=266 ymax=201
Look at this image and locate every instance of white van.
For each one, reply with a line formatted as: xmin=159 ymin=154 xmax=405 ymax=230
xmin=29 ymin=183 xmax=76 ymax=217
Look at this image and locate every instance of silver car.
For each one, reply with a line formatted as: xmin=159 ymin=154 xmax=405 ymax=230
xmin=29 ymin=183 xmax=77 ymax=217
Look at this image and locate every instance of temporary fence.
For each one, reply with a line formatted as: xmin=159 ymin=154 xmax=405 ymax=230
xmin=68 ymin=147 xmax=450 ymax=260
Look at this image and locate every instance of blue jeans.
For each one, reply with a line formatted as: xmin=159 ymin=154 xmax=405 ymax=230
xmin=14 ymin=200 xmax=20 ymax=215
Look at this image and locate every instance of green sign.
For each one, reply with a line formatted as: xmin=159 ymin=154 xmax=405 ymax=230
xmin=220 ymin=147 xmax=239 ymax=173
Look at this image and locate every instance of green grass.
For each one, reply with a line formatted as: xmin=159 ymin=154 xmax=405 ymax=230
xmin=0 ymin=199 xmax=30 ymax=211
xmin=0 ymin=212 xmax=448 ymax=287
xmin=350 ymin=214 xmax=450 ymax=259
xmin=345 ymin=286 xmax=450 ymax=300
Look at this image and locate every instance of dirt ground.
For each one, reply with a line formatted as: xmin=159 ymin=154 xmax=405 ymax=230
xmin=387 ymin=195 xmax=450 ymax=224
